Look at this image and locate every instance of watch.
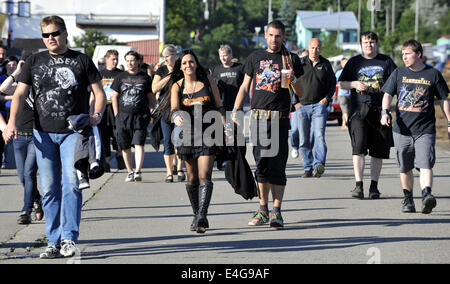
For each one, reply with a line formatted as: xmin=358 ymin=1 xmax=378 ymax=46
xmin=94 ymin=112 xmax=102 ymax=118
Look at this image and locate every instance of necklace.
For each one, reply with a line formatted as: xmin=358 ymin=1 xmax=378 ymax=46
xmin=186 ymin=80 xmax=197 ymax=100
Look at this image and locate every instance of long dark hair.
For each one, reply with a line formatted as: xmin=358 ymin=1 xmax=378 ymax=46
xmin=170 ymin=49 xmax=208 ymax=84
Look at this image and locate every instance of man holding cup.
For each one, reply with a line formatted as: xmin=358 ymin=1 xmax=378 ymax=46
xmin=232 ymin=20 xmax=304 ymax=229
xmin=295 ymin=38 xmax=336 ymax=178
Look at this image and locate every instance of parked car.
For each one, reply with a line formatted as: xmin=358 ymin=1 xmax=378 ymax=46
xmin=327 ymin=86 xmax=343 ymax=125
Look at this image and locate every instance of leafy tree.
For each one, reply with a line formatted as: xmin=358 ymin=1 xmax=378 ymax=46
xmin=321 ymin=32 xmax=343 ymax=58
xmin=72 ymin=29 xmax=117 ymax=58
xmin=166 ymin=0 xmax=203 ymax=47
xmin=276 ymin=0 xmax=296 ymax=43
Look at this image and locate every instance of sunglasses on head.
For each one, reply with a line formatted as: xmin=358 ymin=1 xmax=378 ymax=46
xmin=42 ymin=30 xmax=61 ymax=38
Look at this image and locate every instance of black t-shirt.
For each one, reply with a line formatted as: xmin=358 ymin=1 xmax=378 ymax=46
xmin=111 ymin=70 xmax=152 ymax=114
xmin=212 ymin=62 xmax=244 ymax=111
xmin=243 ymin=49 xmax=303 ymax=113
xmin=155 ymin=65 xmax=170 ymax=78
xmin=381 ymin=65 xmax=449 ymax=135
xmin=18 ymin=49 xmax=101 ymax=133
xmin=16 ymin=91 xmax=34 ymax=133
xmin=338 ymin=53 xmax=397 ymax=109
xmin=100 ymin=68 xmax=123 ymax=104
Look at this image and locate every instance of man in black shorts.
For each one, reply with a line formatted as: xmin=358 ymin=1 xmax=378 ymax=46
xmin=381 ymin=39 xmax=450 ymax=214
xmin=111 ymin=51 xmax=153 ymax=182
xmin=232 ymin=20 xmax=304 ymax=229
xmin=338 ymin=31 xmax=397 ymax=199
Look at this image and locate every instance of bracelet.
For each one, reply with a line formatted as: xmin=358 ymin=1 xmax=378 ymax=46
xmin=381 ymin=109 xmax=391 ymax=117
xmin=447 ymin=121 xmax=450 ymax=127
xmin=171 ymin=110 xmax=181 ymax=122
xmin=10 ymin=75 xmax=16 ymax=82
xmin=290 ymin=76 xmax=297 ymax=85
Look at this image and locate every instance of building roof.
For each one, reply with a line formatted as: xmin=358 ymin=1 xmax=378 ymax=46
xmin=75 ymin=14 xmax=158 ymax=28
xmin=296 ymin=10 xmax=359 ymax=30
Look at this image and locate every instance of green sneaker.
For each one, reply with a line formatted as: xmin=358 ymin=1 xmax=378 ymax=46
xmin=269 ymin=212 xmax=284 ymax=229
xmin=248 ymin=209 xmax=269 ymax=226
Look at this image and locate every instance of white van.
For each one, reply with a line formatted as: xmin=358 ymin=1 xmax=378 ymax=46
xmin=92 ymin=45 xmax=136 ymax=70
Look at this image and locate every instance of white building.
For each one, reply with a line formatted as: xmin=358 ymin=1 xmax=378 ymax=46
xmin=1 ymin=0 xmax=162 ymax=55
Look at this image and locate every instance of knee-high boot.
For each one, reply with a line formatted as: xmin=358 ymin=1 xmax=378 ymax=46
xmin=196 ymin=180 xmax=213 ymax=233
xmin=185 ymin=183 xmax=199 ymax=231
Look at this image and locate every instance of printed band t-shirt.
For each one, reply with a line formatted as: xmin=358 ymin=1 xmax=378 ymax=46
xmin=111 ymin=70 xmax=152 ymax=114
xmin=18 ymin=49 xmax=101 ymax=133
xmin=381 ymin=65 xmax=449 ymax=135
xmin=100 ymin=68 xmax=123 ymax=104
xmin=212 ymin=62 xmax=244 ymax=111
xmin=243 ymin=49 xmax=303 ymax=113
xmin=338 ymin=53 xmax=397 ymax=108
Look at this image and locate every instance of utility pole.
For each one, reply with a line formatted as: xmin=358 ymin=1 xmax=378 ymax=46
xmin=386 ymin=5 xmax=390 ymax=36
xmin=337 ymin=0 xmax=341 ymax=46
xmin=160 ymin=0 xmax=166 ymax=45
xmin=371 ymin=0 xmax=375 ymax=30
xmin=415 ymin=0 xmax=419 ymax=40
xmin=357 ymin=0 xmax=361 ymax=43
xmin=392 ymin=0 xmax=395 ymax=33
xmin=268 ymin=0 xmax=273 ymax=24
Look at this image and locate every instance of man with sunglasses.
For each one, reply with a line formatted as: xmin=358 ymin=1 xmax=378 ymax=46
xmin=3 ymin=15 xmax=106 ymax=259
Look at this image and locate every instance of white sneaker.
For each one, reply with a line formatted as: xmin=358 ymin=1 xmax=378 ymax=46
xmin=134 ymin=171 xmax=142 ymax=182
xmin=291 ymin=149 xmax=299 ymax=158
xmin=40 ymin=245 xmax=62 ymax=259
xmin=125 ymin=171 xmax=135 ymax=182
xmin=60 ymin=240 xmax=80 ymax=257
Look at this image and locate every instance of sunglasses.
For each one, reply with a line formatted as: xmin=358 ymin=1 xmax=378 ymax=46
xmin=42 ymin=30 xmax=61 ymax=38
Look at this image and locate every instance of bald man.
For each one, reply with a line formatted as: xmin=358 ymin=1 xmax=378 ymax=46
xmin=295 ymin=38 xmax=336 ymax=178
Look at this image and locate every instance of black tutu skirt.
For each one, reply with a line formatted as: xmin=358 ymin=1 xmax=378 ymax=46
xmin=176 ymin=145 xmax=216 ymax=161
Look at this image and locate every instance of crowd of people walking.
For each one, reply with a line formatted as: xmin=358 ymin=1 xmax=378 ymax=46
xmin=0 ymin=15 xmax=449 ymax=260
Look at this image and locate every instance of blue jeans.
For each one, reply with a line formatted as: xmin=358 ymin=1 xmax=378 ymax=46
xmin=13 ymin=135 xmax=39 ymax=213
xmin=290 ymin=107 xmax=300 ymax=150
xmin=161 ymin=119 xmax=175 ymax=155
xmin=298 ymin=102 xmax=328 ymax=171
xmin=33 ymin=130 xmax=82 ymax=246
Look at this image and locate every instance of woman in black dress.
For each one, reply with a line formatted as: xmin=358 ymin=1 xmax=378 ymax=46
xmin=170 ymin=49 xmax=227 ymax=233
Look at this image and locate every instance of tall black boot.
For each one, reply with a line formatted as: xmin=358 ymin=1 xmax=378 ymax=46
xmin=185 ymin=184 xmax=199 ymax=231
xmin=196 ymin=180 xmax=213 ymax=234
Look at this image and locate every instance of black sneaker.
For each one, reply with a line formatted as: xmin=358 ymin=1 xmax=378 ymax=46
xmin=421 ymin=188 xmax=436 ymax=214
xmin=302 ymin=170 xmax=313 ymax=178
xmin=368 ymin=187 xmax=381 ymax=199
xmin=34 ymin=201 xmax=44 ymax=221
xmin=351 ymin=186 xmax=364 ymax=199
xmin=402 ymin=197 xmax=416 ymax=213
xmin=17 ymin=212 xmax=32 ymax=225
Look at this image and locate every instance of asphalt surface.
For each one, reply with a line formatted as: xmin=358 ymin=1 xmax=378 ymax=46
xmin=1 ymin=121 xmax=450 ymax=264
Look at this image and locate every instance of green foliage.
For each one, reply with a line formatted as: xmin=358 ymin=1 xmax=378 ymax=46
xmin=164 ymin=0 xmax=449 ymax=66
xmin=321 ymin=33 xmax=343 ymax=58
xmin=72 ymin=29 xmax=118 ymax=58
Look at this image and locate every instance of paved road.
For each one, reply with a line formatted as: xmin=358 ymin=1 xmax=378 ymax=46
xmin=1 ymin=122 xmax=450 ymax=264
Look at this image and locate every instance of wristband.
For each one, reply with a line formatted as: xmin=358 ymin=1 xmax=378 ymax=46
xmin=291 ymin=76 xmax=297 ymax=85
xmin=447 ymin=121 xmax=450 ymax=127
xmin=171 ymin=111 xmax=181 ymax=122
xmin=381 ymin=109 xmax=391 ymax=117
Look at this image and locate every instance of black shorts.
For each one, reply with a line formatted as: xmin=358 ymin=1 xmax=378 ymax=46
xmin=251 ymin=117 xmax=290 ymax=186
xmin=115 ymin=112 xmax=150 ymax=150
xmin=348 ymin=106 xmax=393 ymax=159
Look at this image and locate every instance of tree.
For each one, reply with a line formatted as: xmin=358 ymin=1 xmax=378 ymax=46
xmin=277 ymin=0 xmax=296 ymax=43
xmin=166 ymin=0 xmax=203 ymax=47
xmin=72 ymin=29 xmax=118 ymax=58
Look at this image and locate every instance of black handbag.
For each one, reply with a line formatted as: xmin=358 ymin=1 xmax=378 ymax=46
xmin=150 ymin=85 xmax=171 ymax=121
